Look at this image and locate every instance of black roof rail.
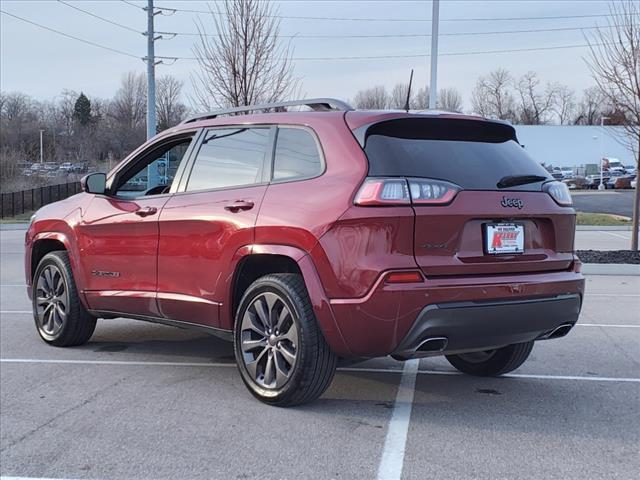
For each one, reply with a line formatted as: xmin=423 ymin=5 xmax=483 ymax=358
xmin=181 ymin=98 xmax=354 ymax=125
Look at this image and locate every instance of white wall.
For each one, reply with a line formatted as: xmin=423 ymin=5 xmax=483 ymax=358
xmin=513 ymin=125 xmax=634 ymax=168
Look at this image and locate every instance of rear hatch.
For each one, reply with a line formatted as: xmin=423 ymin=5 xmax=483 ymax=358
xmin=359 ymin=117 xmax=576 ymax=276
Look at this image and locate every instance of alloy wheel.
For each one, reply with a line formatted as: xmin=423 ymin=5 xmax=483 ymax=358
xmin=35 ymin=265 xmax=68 ymax=337
xmin=239 ymin=292 xmax=299 ymax=389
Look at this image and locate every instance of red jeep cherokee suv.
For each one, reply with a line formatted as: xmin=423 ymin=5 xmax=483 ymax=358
xmin=25 ymin=99 xmax=584 ymax=406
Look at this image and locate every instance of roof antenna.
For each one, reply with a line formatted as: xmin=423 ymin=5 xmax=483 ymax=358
xmin=403 ymin=69 xmax=414 ymax=112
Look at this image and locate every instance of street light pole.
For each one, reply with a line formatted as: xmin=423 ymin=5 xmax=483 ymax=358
xmin=39 ymin=129 xmax=44 ymax=164
xmin=598 ymin=116 xmax=610 ymax=191
xmin=428 ymin=0 xmax=439 ymax=109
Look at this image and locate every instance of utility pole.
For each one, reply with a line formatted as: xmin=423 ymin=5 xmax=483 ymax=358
xmin=39 ymin=129 xmax=44 ymax=164
xmin=144 ymin=0 xmax=157 ymax=141
xmin=428 ymin=0 xmax=439 ymax=109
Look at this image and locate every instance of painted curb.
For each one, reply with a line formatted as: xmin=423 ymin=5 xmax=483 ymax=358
xmin=576 ymin=225 xmax=634 ymax=231
xmin=582 ymin=263 xmax=640 ymax=276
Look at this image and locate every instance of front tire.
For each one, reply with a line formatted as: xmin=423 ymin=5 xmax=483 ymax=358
xmin=234 ymin=274 xmax=337 ymax=407
xmin=32 ymin=251 xmax=96 ymax=347
xmin=445 ymin=341 xmax=534 ymax=376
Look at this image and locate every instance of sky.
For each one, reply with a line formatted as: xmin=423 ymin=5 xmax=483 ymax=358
xmin=0 ymin=0 xmax=613 ymax=111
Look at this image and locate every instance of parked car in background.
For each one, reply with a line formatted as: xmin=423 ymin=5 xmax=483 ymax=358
xmin=624 ymin=165 xmax=637 ymax=175
xmin=563 ymin=176 xmax=587 ymax=190
xmin=59 ymin=162 xmax=73 ymax=172
xmin=606 ymin=171 xmax=625 ymax=189
xmin=632 ymin=178 xmax=637 ymax=189
xmin=560 ymin=167 xmax=574 ymax=179
xmin=611 ymin=175 xmax=634 ymax=189
xmin=586 ymin=174 xmax=610 ymax=189
xmin=70 ymin=162 xmax=88 ymax=173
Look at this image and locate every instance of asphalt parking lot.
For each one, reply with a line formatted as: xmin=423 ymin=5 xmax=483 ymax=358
xmin=1 ymin=228 xmax=639 ymax=480
xmin=571 ymin=190 xmax=636 ymax=218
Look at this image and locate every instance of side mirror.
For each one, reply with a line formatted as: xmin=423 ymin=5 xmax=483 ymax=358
xmin=81 ymin=172 xmax=107 ymax=194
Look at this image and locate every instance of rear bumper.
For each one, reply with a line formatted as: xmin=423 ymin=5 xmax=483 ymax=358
xmin=328 ymin=270 xmax=585 ymax=358
xmin=391 ymin=294 xmax=581 ymax=360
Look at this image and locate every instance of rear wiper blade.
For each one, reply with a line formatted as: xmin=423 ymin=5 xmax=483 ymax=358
xmin=497 ymin=174 xmax=548 ymax=189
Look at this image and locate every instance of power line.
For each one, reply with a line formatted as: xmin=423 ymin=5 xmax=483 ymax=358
xmin=161 ymin=42 xmax=604 ymax=62
xmin=57 ymin=0 xmax=141 ymax=34
xmin=135 ymin=3 xmax=612 ymax=24
xmin=0 ymin=9 xmax=140 ymax=59
xmin=164 ymin=24 xmax=604 ymax=39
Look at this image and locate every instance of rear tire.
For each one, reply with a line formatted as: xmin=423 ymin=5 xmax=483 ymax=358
xmin=234 ymin=274 xmax=337 ymax=407
xmin=445 ymin=341 xmax=534 ymax=376
xmin=32 ymin=251 xmax=96 ymax=347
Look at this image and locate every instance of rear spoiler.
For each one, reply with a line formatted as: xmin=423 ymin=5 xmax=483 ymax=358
xmin=351 ymin=117 xmax=518 ymax=148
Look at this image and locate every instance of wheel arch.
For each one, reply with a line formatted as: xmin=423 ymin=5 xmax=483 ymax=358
xmin=30 ymin=233 xmax=71 ymax=281
xmin=222 ymin=244 xmax=352 ymax=358
xmin=28 ymin=231 xmax=88 ymax=307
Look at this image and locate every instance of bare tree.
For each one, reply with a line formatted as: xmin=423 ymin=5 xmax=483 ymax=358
xmin=471 ymin=69 xmax=517 ymax=121
xmin=389 ymin=83 xmax=410 ymax=109
xmin=585 ymin=0 xmax=640 ymax=249
xmin=156 ymin=75 xmax=187 ymax=131
xmin=414 ymin=87 xmax=429 ymax=109
xmin=573 ymin=86 xmax=606 ymax=125
xmin=191 ymin=0 xmax=298 ymax=110
xmin=514 ymin=71 xmax=557 ymax=125
xmin=352 ymin=86 xmax=389 ymax=109
xmin=108 ymin=72 xmax=146 ymax=157
xmin=553 ymin=84 xmax=576 ymax=125
xmin=438 ymin=87 xmax=463 ymax=112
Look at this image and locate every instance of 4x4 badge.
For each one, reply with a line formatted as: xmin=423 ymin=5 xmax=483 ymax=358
xmin=500 ymin=197 xmax=524 ymax=209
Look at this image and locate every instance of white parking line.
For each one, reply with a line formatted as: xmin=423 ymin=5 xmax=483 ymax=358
xmin=2 ymin=358 xmax=639 ymax=384
xmin=376 ymin=358 xmax=419 ymax=480
xmin=579 ymin=324 xmax=640 ymax=328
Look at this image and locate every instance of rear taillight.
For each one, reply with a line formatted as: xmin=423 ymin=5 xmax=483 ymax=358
xmin=407 ymin=178 xmax=460 ymax=205
xmin=354 ymin=178 xmax=410 ymax=205
xmin=543 ymin=181 xmax=572 ymax=206
xmin=354 ymin=177 xmax=459 ymax=206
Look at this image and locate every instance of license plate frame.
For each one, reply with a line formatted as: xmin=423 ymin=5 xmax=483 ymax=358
xmin=484 ymin=223 xmax=525 ymax=255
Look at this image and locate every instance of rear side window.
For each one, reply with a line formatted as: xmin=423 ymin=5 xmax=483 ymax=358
xmin=273 ymin=128 xmax=322 ymax=181
xmin=186 ymin=128 xmax=270 ymax=191
xmin=363 ymin=118 xmax=551 ymax=190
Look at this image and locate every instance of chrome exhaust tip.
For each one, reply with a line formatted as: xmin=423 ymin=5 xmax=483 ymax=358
xmin=415 ymin=336 xmax=448 ymax=353
xmin=543 ymin=323 xmax=574 ymax=340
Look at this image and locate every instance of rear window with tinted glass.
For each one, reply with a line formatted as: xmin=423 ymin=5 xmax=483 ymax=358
xmin=273 ymin=128 xmax=322 ymax=181
xmin=363 ymin=118 xmax=551 ymax=190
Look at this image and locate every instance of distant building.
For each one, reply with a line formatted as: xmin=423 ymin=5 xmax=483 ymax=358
xmin=514 ymin=125 xmax=634 ymax=169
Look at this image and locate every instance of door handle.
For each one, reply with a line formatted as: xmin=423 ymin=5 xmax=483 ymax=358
xmin=135 ymin=206 xmax=158 ymax=217
xmin=224 ymin=200 xmax=254 ymax=213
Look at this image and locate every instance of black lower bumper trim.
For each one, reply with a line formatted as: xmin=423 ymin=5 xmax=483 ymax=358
xmin=392 ymin=294 xmax=582 ymax=359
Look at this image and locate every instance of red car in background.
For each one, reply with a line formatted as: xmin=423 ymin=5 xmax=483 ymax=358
xmin=25 ymin=99 xmax=584 ymax=406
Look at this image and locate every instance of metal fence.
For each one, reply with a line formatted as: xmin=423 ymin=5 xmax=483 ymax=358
xmin=0 ymin=182 xmax=81 ymax=219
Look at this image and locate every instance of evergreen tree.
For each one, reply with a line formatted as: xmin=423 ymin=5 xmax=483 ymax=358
xmin=73 ymin=92 xmax=92 ymax=126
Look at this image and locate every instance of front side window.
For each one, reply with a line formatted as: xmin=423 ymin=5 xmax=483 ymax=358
xmin=273 ymin=128 xmax=322 ymax=181
xmin=186 ymin=128 xmax=270 ymax=192
xmin=114 ymin=136 xmax=193 ymax=198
